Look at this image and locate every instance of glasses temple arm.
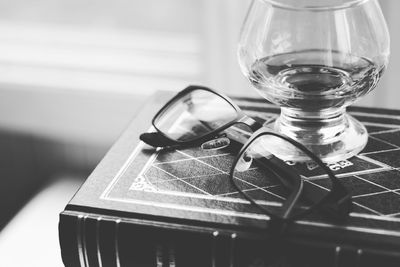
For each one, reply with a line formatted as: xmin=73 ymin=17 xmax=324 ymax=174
xmin=314 ymin=183 xmax=352 ymax=220
xmin=257 ymin=156 xmax=300 ymax=189
xmin=140 ymin=132 xmax=178 ymax=147
xmin=259 ymin=156 xmax=351 ymax=220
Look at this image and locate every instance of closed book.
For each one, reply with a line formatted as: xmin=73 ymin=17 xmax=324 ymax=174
xmin=59 ymin=91 xmax=400 ymax=267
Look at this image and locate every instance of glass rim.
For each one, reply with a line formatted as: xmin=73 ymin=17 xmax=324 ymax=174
xmin=259 ymin=0 xmax=371 ymax=12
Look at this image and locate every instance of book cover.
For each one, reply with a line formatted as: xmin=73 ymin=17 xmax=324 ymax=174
xmin=59 ymin=91 xmax=400 ymax=267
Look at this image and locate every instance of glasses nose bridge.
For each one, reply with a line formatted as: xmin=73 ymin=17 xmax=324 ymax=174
xmin=237 ymin=115 xmax=263 ymax=132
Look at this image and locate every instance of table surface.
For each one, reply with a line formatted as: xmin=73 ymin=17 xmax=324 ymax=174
xmin=0 ymin=177 xmax=83 ymax=267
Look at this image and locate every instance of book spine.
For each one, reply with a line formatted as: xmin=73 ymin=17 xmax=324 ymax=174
xmin=59 ymin=211 xmax=400 ymax=267
xmin=59 ymin=211 xmax=237 ymax=267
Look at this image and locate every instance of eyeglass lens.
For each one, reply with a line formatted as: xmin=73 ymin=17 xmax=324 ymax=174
xmin=154 ymin=89 xmax=238 ymax=142
xmin=232 ymin=134 xmax=333 ymax=219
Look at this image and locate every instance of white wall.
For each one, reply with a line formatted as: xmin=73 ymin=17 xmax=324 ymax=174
xmin=375 ymin=1 xmax=400 ymax=109
xmin=0 ymin=0 xmax=398 ymax=147
xmin=0 ymin=0 xmax=397 ymax=108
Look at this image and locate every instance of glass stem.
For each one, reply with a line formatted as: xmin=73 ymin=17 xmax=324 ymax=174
xmin=274 ymin=107 xmax=348 ymax=145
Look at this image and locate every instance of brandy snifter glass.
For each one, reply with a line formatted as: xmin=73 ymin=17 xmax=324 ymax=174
xmin=238 ymin=0 xmax=390 ymax=163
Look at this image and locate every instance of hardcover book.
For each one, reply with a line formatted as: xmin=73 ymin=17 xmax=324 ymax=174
xmin=59 ymin=91 xmax=400 ymax=267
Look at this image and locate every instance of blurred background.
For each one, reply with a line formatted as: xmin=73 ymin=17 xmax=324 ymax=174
xmin=0 ymin=0 xmax=398 ymax=266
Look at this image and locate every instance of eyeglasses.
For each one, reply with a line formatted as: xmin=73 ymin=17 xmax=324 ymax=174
xmin=140 ymin=85 xmax=263 ymax=148
xmin=231 ymin=128 xmax=351 ymax=223
xmin=140 ymin=85 xmax=352 ymax=224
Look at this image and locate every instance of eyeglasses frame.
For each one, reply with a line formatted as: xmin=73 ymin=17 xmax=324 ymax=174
xmin=147 ymin=84 xmax=352 ymax=221
xmin=229 ymin=128 xmax=352 ymax=221
xmin=151 ymin=85 xmax=263 ymax=146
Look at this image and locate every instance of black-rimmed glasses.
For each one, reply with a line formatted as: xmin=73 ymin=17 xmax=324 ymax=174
xmin=140 ymin=85 xmax=262 ymax=148
xmin=140 ymin=85 xmax=352 ymax=223
xmin=230 ymin=128 xmax=351 ymax=223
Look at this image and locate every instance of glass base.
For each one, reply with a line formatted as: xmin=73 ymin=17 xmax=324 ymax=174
xmin=265 ymin=108 xmax=368 ymax=163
